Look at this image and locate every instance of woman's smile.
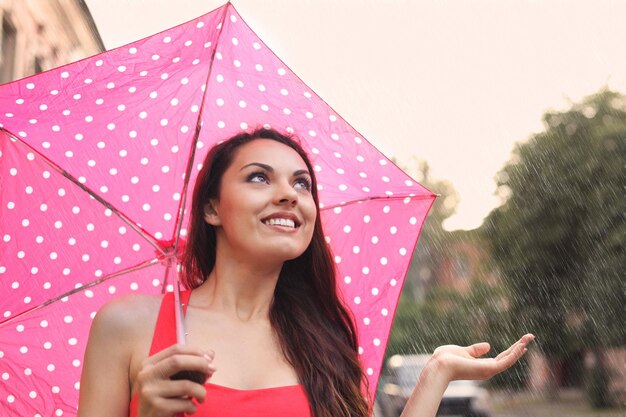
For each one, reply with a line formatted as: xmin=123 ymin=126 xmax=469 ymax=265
xmin=264 ymin=218 xmax=296 ymax=228
xmin=261 ymin=212 xmax=301 ymax=231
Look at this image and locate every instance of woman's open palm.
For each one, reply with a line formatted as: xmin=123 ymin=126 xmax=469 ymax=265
xmin=431 ymin=334 xmax=535 ymax=381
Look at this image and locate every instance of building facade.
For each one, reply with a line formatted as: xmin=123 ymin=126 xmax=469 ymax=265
xmin=0 ymin=0 xmax=104 ymax=84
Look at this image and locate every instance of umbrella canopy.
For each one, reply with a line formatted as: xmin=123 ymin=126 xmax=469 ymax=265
xmin=0 ymin=3 xmax=435 ymax=416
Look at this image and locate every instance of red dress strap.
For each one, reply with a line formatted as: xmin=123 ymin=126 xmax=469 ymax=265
xmin=148 ymin=290 xmax=192 ymax=355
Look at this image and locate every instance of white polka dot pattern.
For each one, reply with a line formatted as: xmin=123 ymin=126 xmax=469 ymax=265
xmin=0 ymin=4 xmax=434 ymax=414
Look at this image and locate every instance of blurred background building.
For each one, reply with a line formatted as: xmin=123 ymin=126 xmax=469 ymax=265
xmin=0 ymin=0 xmax=103 ymax=84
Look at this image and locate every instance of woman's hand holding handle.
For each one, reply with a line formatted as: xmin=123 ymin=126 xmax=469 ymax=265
xmin=135 ymin=344 xmax=216 ymax=417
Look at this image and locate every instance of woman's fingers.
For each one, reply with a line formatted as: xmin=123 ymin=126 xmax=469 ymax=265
xmin=495 ymin=341 xmax=521 ymax=360
xmin=139 ymin=354 xmax=212 ymax=387
xmin=143 ymin=344 xmax=213 ymax=367
xmin=491 ymin=344 xmax=525 ymax=372
xmin=489 ymin=334 xmax=535 ymax=374
xmin=137 ymin=379 xmax=205 ymax=417
xmin=142 ymin=395 xmax=199 ymax=416
xmin=495 ymin=334 xmax=535 ymax=361
xmin=159 ymin=353 xmax=213 ymax=380
xmin=140 ymin=344 xmax=215 ymax=382
xmin=466 ymin=342 xmax=491 ymax=358
xmin=150 ymin=378 xmax=208 ymax=403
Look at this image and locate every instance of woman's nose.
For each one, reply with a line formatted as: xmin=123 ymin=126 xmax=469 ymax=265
xmin=274 ymin=180 xmax=298 ymax=205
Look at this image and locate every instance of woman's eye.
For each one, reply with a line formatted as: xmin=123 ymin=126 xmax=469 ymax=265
xmin=247 ymin=172 xmax=268 ymax=183
xmin=294 ymin=177 xmax=312 ymax=191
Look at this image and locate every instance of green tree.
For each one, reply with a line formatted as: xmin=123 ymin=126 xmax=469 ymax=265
xmin=483 ymin=89 xmax=626 ymax=397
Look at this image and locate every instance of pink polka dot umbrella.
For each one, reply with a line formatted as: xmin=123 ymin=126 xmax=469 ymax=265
xmin=0 ymin=3 xmax=435 ymax=416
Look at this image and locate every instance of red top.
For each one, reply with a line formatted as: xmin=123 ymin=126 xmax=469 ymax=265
xmin=129 ymin=291 xmax=312 ymax=417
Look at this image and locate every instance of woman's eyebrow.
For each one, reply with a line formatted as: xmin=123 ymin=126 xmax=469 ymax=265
xmin=240 ymin=162 xmax=272 ymax=172
xmin=240 ymin=163 xmax=310 ymax=177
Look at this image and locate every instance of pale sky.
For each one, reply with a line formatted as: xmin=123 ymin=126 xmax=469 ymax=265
xmin=86 ymin=0 xmax=626 ymax=230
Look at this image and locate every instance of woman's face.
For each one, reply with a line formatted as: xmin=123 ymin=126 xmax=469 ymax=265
xmin=205 ymin=139 xmax=317 ymax=265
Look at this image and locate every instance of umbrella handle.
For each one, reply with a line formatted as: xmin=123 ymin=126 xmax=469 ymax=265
xmin=170 ymin=281 xmax=208 ymax=387
xmin=173 ymin=281 xmax=186 ymax=345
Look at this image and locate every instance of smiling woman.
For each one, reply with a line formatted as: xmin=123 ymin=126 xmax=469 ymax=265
xmin=77 ymin=127 xmax=533 ymax=417
xmin=182 ymin=129 xmax=320 ymax=289
xmin=198 ymin=138 xmax=317 ymax=270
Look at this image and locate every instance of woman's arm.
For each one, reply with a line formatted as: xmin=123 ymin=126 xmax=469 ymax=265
xmin=400 ymin=334 xmax=534 ymax=417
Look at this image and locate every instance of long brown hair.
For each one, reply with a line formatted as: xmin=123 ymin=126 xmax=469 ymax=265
xmin=182 ymin=128 xmax=370 ymax=417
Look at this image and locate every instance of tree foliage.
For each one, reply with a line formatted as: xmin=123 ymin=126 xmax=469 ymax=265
xmin=483 ymin=88 xmax=626 ymax=358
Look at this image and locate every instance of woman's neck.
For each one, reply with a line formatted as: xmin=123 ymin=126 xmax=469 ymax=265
xmin=192 ymin=254 xmax=282 ymax=322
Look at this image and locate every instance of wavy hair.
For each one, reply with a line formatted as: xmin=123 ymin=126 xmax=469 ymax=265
xmin=182 ymin=127 xmax=370 ymax=417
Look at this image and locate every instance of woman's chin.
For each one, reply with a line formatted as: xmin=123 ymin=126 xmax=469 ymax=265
xmin=254 ymin=245 xmax=307 ymax=264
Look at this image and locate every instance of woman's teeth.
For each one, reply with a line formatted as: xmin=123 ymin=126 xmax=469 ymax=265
xmin=264 ymin=218 xmax=296 ymax=228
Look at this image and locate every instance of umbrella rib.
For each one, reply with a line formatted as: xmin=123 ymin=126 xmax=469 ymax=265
xmin=0 ymin=127 xmax=166 ymax=257
xmin=160 ymin=255 xmax=174 ymax=294
xmin=171 ymin=3 xmax=230 ymax=252
xmin=320 ymin=194 xmax=436 ymax=211
xmin=0 ymin=258 xmax=162 ymax=327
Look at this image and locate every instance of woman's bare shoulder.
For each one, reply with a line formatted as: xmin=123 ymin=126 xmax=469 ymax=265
xmin=79 ymin=294 xmax=165 ymax=416
xmin=91 ymin=294 xmax=163 ymax=341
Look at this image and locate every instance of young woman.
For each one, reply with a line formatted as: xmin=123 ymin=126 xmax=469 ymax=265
xmin=77 ymin=128 xmax=534 ymax=417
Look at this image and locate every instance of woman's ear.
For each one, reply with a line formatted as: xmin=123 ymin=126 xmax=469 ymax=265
xmin=203 ymin=201 xmax=221 ymax=226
